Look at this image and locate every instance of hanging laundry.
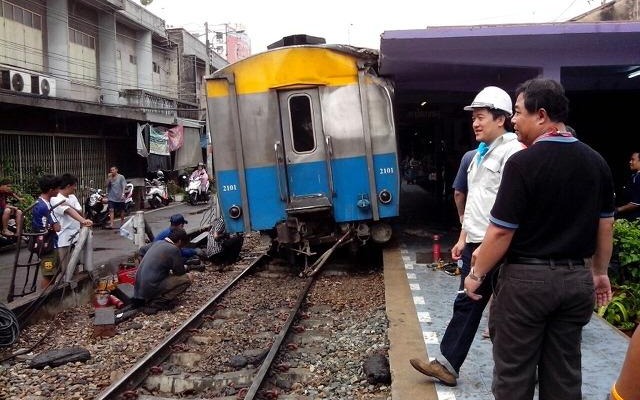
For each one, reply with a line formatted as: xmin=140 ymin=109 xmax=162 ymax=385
xmin=167 ymin=124 xmax=184 ymax=151
xmin=136 ymin=123 xmax=149 ymax=157
xmin=149 ymin=126 xmax=170 ymax=156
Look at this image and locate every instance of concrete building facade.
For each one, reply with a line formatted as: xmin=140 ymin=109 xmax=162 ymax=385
xmin=0 ymin=0 xmax=225 ymax=197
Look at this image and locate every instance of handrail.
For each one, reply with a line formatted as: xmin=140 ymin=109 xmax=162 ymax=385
xmin=274 ymin=141 xmax=286 ymax=201
xmin=324 ymin=135 xmax=336 ymax=197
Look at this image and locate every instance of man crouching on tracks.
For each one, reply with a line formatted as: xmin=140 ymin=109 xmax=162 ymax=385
xmin=133 ymin=228 xmax=193 ymax=315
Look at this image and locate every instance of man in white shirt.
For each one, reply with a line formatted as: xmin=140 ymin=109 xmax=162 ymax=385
xmin=51 ymin=174 xmax=93 ymax=272
xmin=410 ymin=86 xmax=525 ymax=386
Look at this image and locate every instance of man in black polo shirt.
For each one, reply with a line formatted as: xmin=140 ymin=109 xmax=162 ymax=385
xmin=464 ymin=78 xmax=615 ymax=400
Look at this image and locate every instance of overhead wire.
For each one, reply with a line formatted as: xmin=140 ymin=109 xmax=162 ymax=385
xmin=554 ymin=0 xmax=580 ymax=22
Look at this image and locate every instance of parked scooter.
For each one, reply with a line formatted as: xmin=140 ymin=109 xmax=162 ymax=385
xmin=84 ymin=185 xmax=109 ymax=227
xmin=123 ymin=182 xmax=134 ymax=215
xmin=186 ymin=176 xmax=210 ymax=206
xmin=145 ymin=171 xmax=170 ymax=209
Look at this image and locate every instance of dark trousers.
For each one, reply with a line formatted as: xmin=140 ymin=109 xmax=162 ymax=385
xmin=490 ymin=263 xmax=594 ymax=400
xmin=440 ymin=242 xmax=495 ymax=373
xmin=154 ymin=275 xmax=191 ymax=304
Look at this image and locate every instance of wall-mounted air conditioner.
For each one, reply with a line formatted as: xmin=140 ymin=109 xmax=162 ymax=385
xmin=31 ymin=75 xmax=56 ymax=97
xmin=7 ymin=70 xmax=31 ymax=93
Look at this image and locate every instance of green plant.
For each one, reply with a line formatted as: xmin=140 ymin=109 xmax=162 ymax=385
xmin=613 ymin=219 xmax=640 ymax=270
xmin=598 ymin=284 xmax=640 ymax=332
xmin=166 ymin=180 xmax=183 ymax=196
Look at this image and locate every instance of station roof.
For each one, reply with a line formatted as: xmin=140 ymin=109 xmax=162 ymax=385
xmin=379 ymin=21 xmax=640 ymax=95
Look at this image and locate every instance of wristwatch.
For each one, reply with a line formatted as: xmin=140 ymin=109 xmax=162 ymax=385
xmin=469 ymin=267 xmax=486 ymax=283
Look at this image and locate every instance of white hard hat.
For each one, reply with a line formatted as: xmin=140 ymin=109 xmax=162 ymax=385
xmin=464 ymin=86 xmax=513 ymax=116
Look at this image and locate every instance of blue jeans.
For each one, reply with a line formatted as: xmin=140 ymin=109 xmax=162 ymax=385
xmin=439 ymin=242 xmax=496 ymax=374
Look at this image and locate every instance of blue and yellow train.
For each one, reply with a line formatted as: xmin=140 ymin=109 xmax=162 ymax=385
xmin=205 ymin=40 xmax=399 ymax=260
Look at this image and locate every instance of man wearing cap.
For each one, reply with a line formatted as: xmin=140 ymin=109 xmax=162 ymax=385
xmin=410 ymin=86 xmax=525 ymax=386
xmin=140 ymin=214 xmax=203 ymax=260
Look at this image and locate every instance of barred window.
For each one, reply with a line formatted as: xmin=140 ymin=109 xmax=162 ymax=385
xmin=1 ymin=1 xmax=42 ymax=30
xmin=69 ymin=27 xmax=96 ymax=50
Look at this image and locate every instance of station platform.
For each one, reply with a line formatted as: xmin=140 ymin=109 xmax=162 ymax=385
xmin=0 ymin=202 xmax=213 ymax=307
xmin=385 ymin=225 xmax=631 ymax=400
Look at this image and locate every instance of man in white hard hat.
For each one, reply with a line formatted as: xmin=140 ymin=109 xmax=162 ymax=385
xmin=410 ymin=86 xmax=525 ymax=386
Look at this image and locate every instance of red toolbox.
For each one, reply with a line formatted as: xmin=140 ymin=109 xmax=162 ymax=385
xmin=117 ymin=264 xmax=138 ymax=285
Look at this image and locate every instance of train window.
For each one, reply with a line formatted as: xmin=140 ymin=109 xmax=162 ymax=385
xmin=289 ymin=95 xmax=315 ymax=153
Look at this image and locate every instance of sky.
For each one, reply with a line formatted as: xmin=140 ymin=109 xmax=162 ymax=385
xmin=144 ymin=0 xmax=609 ymax=54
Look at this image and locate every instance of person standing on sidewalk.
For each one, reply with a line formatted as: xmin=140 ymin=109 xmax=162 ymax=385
xmin=32 ymin=174 xmax=61 ymax=288
xmin=615 ymin=151 xmax=640 ymax=220
xmin=452 ymin=149 xmax=476 ymax=224
xmin=51 ymin=173 xmax=93 ymax=272
xmin=464 ymin=78 xmax=614 ymax=399
xmin=106 ymin=166 xmax=126 ymax=229
xmin=410 ymin=86 xmax=524 ymax=386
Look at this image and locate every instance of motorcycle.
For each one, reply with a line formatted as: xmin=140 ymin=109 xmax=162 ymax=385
xmin=186 ymin=175 xmax=210 ymax=206
xmin=84 ymin=186 xmax=109 ymax=227
xmin=145 ymin=173 xmax=170 ymax=209
xmin=123 ymin=182 xmax=134 ymax=215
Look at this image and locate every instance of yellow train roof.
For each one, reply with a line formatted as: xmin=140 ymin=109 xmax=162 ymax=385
xmin=206 ymin=45 xmax=379 ymax=97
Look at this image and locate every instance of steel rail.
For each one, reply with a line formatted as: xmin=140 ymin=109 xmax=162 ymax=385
xmin=95 ymin=254 xmax=268 ymax=400
xmin=243 ymin=274 xmax=316 ymax=400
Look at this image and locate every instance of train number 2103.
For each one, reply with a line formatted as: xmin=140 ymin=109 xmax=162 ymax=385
xmin=379 ymin=167 xmax=394 ymax=175
xmin=222 ymin=184 xmax=238 ymax=192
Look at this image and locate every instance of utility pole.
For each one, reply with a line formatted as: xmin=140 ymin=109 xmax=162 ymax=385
xmin=204 ymin=22 xmax=210 ymax=74
xmin=225 ymin=23 xmax=229 ymax=61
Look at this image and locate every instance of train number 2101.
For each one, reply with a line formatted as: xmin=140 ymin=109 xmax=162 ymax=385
xmin=379 ymin=167 xmax=394 ymax=175
xmin=222 ymin=184 xmax=238 ymax=192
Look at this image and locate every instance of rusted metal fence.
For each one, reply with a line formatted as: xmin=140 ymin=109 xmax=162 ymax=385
xmin=0 ymin=131 xmax=131 ymax=200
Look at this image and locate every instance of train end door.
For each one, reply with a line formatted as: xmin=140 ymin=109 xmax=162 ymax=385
xmin=276 ymin=89 xmax=333 ymax=214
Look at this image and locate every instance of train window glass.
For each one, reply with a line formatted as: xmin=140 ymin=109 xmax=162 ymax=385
xmin=289 ymin=95 xmax=315 ymax=153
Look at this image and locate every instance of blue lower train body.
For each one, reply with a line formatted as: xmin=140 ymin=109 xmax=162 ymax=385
xmin=217 ymin=152 xmax=399 ymax=233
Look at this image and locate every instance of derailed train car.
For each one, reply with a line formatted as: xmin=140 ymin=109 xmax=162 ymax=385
xmin=205 ymin=41 xmax=399 ymax=263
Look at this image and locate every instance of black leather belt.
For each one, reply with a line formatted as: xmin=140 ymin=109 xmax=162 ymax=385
xmin=507 ymin=256 xmax=585 ymax=266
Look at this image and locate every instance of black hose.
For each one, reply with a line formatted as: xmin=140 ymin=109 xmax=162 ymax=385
xmin=0 ymin=302 xmax=20 ymax=347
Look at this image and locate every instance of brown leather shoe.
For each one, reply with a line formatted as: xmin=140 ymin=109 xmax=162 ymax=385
xmin=410 ymin=358 xmax=457 ymax=386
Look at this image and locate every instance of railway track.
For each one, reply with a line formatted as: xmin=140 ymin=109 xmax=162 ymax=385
xmin=97 ymin=254 xmax=316 ymax=399
xmin=1 ymin=235 xmax=389 ymax=400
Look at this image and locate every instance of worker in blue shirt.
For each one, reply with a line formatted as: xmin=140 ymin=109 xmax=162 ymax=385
xmin=140 ymin=214 xmax=203 ymax=260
